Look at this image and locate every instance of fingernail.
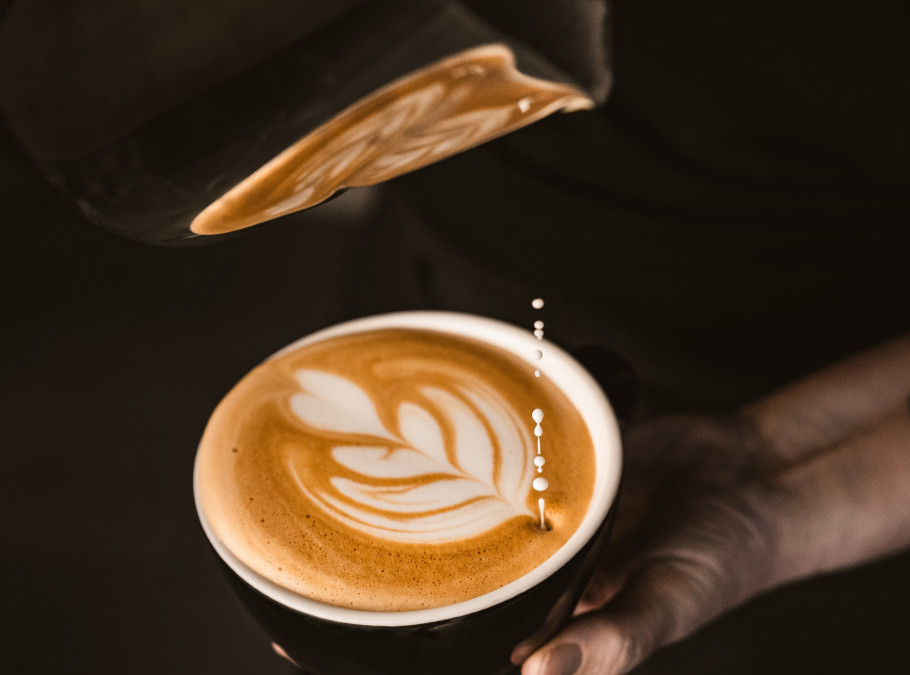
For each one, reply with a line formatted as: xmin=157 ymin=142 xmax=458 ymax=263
xmin=539 ymin=643 xmax=582 ymax=675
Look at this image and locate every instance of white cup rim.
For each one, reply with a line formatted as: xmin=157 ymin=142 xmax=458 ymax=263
xmin=194 ymin=311 xmax=622 ymax=627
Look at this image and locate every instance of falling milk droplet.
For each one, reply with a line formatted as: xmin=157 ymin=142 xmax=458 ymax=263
xmin=529 ymin=302 xmax=549 ymax=531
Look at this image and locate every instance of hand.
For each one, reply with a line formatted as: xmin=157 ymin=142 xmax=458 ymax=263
xmin=523 ymin=412 xmax=781 ymax=674
xmin=523 ymin=332 xmax=910 ymax=674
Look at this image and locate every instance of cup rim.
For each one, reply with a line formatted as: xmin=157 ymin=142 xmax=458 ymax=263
xmin=194 ymin=310 xmax=622 ymax=627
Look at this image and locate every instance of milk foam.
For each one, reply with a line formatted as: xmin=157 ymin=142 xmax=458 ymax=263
xmin=196 ymin=328 xmax=597 ymax=611
xmin=287 ymin=369 xmax=535 ymax=542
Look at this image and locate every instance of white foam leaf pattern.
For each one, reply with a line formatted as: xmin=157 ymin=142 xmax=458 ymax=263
xmin=287 ymin=369 xmax=535 ymax=543
xmin=397 ymin=401 xmax=448 ymax=466
xmin=461 ymin=386 xmax=531 ymax=505
xmin=331 ymin=446 xmax=449 ymax=480
xmin=313 ymin=488 xmax=524 ymax=541
xmin=290 ymin=370 xmax=397 ymax=442
xmin=330 ymin=477 xmax=494 ymax=512
xmin=420 ymin=387 xmax=496 ymax=491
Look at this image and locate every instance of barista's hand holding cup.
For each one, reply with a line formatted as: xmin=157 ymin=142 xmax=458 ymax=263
xmin=194 ymin=312 xmax=622 ymax=674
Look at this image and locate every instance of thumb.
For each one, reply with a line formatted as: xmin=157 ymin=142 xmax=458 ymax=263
xmin=521 ymin=613 xmax=627 ymax=675
xmin=522 ymin=557 xmax=726 ymax=675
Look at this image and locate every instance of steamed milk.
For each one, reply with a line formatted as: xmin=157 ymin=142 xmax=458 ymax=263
xmin=196 ymin=328 xmax=596 ymax=611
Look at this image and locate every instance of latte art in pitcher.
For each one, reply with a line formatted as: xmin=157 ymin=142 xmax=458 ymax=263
xmin=196 ymin=328 xmax=596 ymax=611
xmin=190 ymin=44 xmax=593 ymax=235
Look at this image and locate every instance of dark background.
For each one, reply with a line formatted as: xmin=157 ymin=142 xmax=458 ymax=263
xmin=3 ymin=106 xmax=910 ymax=675
xmin=3 ymin=0 xmax=910 ymax=672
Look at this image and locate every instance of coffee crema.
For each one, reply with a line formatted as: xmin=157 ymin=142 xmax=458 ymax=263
xmin=196 ymin=328 xmax=596 ymax=611
xmin=190 ymin=44 xmax=594 ymax=235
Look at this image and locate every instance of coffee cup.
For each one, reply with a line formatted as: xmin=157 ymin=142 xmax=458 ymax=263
xmin=194 ymin=311 xmax=622 ymax=674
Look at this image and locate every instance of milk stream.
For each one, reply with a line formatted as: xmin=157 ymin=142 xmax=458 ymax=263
xmin=531 ymin=298 xmax=549 ymax=530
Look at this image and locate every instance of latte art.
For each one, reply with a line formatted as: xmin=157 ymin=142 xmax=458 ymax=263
xmin=196 ymin=327 xmax=596 ymax=611
xmin=287 ymin=368 xmax=536 ymax=543
xmin=190 ymin=44 xmax=593 ymax=235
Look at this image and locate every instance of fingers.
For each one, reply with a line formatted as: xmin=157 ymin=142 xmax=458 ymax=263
xmin=574 ymin=564 xmax=626 ymax=615
xmin=523 ymin=556 xmax=727 ymax=675
xmin=524 ymin=413 xmax=773 ymax=674
xmin=271 ymin=642 xmax=300 ymax=667
xmin=522 ymin=613 xmax=627 ymax=675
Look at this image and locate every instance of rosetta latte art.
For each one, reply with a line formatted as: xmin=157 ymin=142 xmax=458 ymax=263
xmin=196 ymin=327 xmax=598 ymax=610
xmin=287 ymin=369 xmax=536 ymax=543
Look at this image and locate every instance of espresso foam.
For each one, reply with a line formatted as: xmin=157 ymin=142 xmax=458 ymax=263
xmin=196 ymin=328 xmax=596 ymax=611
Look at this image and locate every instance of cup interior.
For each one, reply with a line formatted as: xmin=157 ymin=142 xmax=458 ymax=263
xmin=194 ymin=311 xmax=622 ymax=626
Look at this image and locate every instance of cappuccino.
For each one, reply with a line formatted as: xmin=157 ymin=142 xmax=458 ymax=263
xmin=196 ymin=326 xmax=596 ymax=611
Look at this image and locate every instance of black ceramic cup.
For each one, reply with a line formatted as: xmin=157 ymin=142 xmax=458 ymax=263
xmin=194 ymin=312 xmax=622 ymax=674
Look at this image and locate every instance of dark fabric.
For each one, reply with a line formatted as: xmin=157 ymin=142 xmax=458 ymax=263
xmin=388 ymin=0 xmax=910 ymax=412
